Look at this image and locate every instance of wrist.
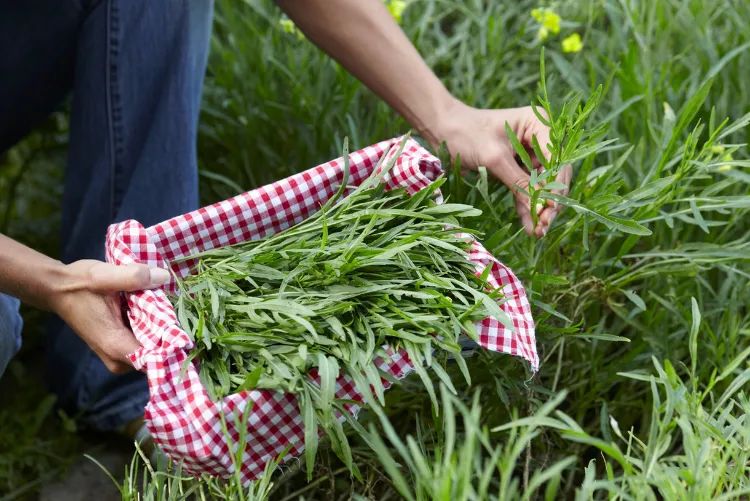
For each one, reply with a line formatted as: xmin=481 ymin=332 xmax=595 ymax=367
xmin=0 ymin=234 xmax=90 ymax=312
xmin=417 ymin=96 xmax=470 ymax=149
xmin=43 ymin=261 xmax=87 ymax=313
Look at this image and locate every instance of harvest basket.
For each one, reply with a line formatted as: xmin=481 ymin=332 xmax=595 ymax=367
xmin=105 ymin=136 xmax=538 ymax=482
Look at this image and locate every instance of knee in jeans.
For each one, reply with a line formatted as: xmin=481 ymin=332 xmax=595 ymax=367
xmin=0 ymin=295 xmax=23 ymax=376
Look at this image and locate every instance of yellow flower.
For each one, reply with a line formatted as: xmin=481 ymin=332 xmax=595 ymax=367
xmin=538 ymin=26 xmax=550 ymax=41
xmin=542 ymin=11 xmax=561 ymax=34
xmin=279 ymin=17 xmax=304 ymax=40
xmin=386 ymin=0 xmax=408 ymax=23
xmin=531 ymin=8 xmax=561 ymax=35
xmin=562 ymin=33 xmax=583 ymax=53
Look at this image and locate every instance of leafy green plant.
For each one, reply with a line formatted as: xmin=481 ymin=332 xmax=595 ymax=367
xmin=363 ymin=384 xmax=575 ymax=501
xmin=574 ymin=357 xmax=750 ymax=499
xmin=90 ymin=403 xmax=281 ymax=501
xmin=0 ymin=365 xmax=79 ymax=499
xmin=172 ymin=138 xmax=508 ymax=478
xmin=501 ymin=49 xmax=649 ymax=237
xmin=92 ymin=442 xmax=278 ymax=501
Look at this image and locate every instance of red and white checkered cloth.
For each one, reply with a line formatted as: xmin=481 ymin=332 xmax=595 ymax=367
xmin=105 ymin=136 xmax=537 ymax=482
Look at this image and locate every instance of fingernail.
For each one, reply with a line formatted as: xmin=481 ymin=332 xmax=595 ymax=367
xmin=149 ymin=268 xmax=171 ymax=287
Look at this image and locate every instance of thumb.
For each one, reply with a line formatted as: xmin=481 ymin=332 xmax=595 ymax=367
xmin=87 ymin=262 xmax=171 ymax=293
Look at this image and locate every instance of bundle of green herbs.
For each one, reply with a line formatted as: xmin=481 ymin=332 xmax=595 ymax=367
xmin=170 ymin=140 xmax=509 ymax=474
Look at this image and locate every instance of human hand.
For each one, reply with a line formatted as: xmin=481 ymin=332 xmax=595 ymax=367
xmin=430 ymin=101 xmax=573 ymax=238
xmin=49 ymin=260 xmax=171 ymax=373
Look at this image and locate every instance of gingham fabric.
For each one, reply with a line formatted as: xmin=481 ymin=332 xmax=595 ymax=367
xmin=105 ymin=136 xmax=537 ymax=482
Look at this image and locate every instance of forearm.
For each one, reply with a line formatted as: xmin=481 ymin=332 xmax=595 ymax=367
xmin=0 ymin=234 xmax=68 ymax=311
xmin=276 ymin=0 xmax=459 ymax=145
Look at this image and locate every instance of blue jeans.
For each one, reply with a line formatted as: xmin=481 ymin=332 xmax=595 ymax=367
xmin=0 ymin=296 xmax=22 ymax=377
xmin=0 ymin=0 xmax=213 ymax=430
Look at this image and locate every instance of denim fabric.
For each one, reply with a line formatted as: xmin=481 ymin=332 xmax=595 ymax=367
xmin=0 ymin=294 xmax=22 ymax=378
xmin=0 ymin=0 xmax=213 ymax=430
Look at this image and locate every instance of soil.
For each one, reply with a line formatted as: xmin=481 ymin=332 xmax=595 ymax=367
xmin=38 ymin=434 xmax=132 ymax=500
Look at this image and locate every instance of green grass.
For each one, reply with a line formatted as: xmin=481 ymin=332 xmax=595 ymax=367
xmin=1 ymin=0 xmax=749 ymax=498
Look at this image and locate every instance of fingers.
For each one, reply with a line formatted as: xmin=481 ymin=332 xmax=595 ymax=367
xmin=52 ymin=260 xmax=148 ymax=373
xmin=487 ymin=150 xmax=535 ymax=235
xmin=528 ymin=122 xmax=553 ymax=165
xmin=515 ymin=196 xmax=535 ymax=236
xmin=91 ymin=294 xmax=141 ymax=373
xmin=99 ymin=325 xmax=141 ymax=374
xmin=517 ymin=107 xmax=552 ymax=171
xmin=535 ymin=164 xmax=574 ymax=237
xmin=523 ymin=110 xmax=570 ymax=237
xmin=547 ymin=164 xmax=573 ymax=214
xmin=515 ymin=109 xmax=557 ymax=237
xmin=557 ymin=164 xmax=573 ymax=196
xmin=87 ymin=262 xmax=171 ymax=293
xmin=52 ymin=286 xmax=142 ymax=374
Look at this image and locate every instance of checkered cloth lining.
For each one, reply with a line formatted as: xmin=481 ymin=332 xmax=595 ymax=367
xmin=105 ymin=136 xmax=537 ymax=483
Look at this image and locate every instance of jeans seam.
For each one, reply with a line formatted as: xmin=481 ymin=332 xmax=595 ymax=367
xmin=106 ymin=0 xmax=124 ymax=220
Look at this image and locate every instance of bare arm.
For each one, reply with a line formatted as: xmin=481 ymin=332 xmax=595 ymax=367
xmin=0 ymin=234 xmax=169 ymax=372
xmin=277 ymin=0 xmax=572 ymax=237
xmin=0 ymin=233 xmax=68 ymax=311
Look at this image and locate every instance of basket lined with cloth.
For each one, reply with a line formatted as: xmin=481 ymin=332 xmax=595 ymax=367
xmin=105 ymin=135 xmax=538 ymax=483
